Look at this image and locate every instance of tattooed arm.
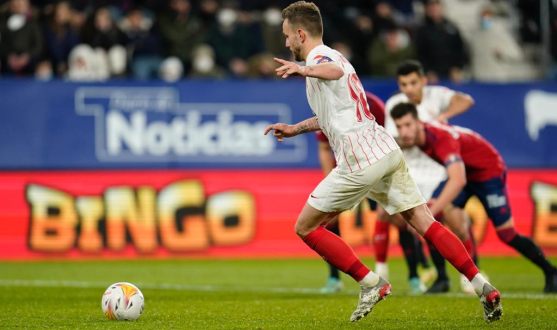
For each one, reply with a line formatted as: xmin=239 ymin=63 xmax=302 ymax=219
xmin=264 ymin=117 xmax=320 ymax=142
xmin=293 ymin=117 xmax=320 ymax=134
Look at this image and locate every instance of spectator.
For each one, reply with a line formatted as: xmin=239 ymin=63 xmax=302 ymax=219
xmin=388 ymin=0 xmax=415 ymax=17
xmin=206 ymin=7 xmax=256 ymax=78
xmin=198 ymin=0 xmax=219 ymax=32
xmin=342 ymin=13 xmax=374 ymax=76
xmin=552 ymin=13 xmax=557 ymax=63
xmin=0 ymin=0 xmax=545 ymax=81
xmin=120 ymin=7 xmax=163 ymax=80
xmin=247 ymin=52 xmax=278 ymax=79
xmin=159 ymin=56 xmax=183 ymax=82
xmin=371 ymin=1 xmax=399 ymax=36
xmin=43 ymin=1 xmax=80 ymax=76
xmin=331 ymin=41 xmax=367 ymax=77
xmin=368 ymin=26 xmax=414 ymax=78
xmin=189 ymin=44 xmax=226 ymax=79
xmin=261 ymin=6 xmax=289 ymax=58
xmin=517 ymin=0 xmax=541 ymax=43
xmin=442 ymin=0 xmax=490 ymax=44
xmin=81 ymin=7 xmax=125 ymax=51
xmin=157 ymin=0 xmax=205 ymax=74
xmin=67 ymin=3 xmax=87 ymax=33
xmin=237 ymin=6 xmax=265 ymax=55
xmin=0 ymin=0 xmax=43 ymax=75
xmin=415 ymin=0 xmax=467 ymax=83
xmin=470 ymin=5 xmax=539 ymax=82
xmin=79 ymin=7 xmax=126 ymax=77
xmin=67 ymin=44 xmax=110 ymax=81
xmin=35 ymin=60 xmax=53 ymax=80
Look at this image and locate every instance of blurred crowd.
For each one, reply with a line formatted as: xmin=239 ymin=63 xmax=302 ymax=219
xmin=0 ymin=0 xmax=554 ymax=82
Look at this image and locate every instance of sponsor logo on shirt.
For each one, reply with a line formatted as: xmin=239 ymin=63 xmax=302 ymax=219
xmin=314 ymin=55 xmax=333 ymax=64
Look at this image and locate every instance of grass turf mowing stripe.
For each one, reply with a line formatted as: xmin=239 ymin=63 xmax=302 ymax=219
xmin=1 ymin=279 xmax=555 ymax=300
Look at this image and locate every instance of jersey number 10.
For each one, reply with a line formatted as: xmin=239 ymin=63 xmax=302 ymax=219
xmin=347 ymin=73 xmax=374 ymax=122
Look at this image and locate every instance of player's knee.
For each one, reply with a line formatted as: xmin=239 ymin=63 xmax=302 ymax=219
xmin=390 ymin=213 xmax=406 ymax=228
xmin=294 ymin=221 xmax=311 ymax=238
xmin=400 ymin=204 xmax=433 ymax=236
xmin=376 ymin=205 xmax=390 ymax=223
xmin=496 ymin=227 xmax=518 ymax=243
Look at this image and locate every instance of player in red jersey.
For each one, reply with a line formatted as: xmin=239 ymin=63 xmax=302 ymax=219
xmin=391 ymin=102 xmax=557 ymax=293
xmin=265 ymin=1 xmax=502 ymax=322
xmin=316 ymin=92 xmax=431 ymax=294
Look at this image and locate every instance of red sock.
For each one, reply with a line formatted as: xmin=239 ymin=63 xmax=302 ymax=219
xmin=303 ymin=227 xmax=370 ymax=281
xmin=424 ymin=222 xmax=479 ymax=281
xmin=463 ymin=237 xmax=475 ymax=260
xmin=373 ymin=220 xmax=390 ymax=263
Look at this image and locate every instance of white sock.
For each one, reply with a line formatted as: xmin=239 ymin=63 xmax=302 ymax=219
xmin=471 ymin=273 xmax=488 ymax=296
xmin=358 ymin=271 xmax=380 ymax=288
xmin=375 ymin=262 xmax=389 ymax=281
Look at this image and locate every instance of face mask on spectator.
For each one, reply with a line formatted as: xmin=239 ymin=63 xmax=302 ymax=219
xmin=193 ymin=54 xmax=215 ymax=73
xmin=35 ymin=63 xmax=53 ymax=81
xmin=263 ymin=8 xmax=282 ymax=26
xmin=397 ymin=30 xmax=410 ymax=49
xmin=108 ymin=45 xmax=127 ymax=75
xmin=159 ymin=57 xmax=183 ymax=82
xmin=217 ymin=8 xmax=237 ymax=29
xmin=7 ymin=14 xmax=26 ymax=31
xmin=386 ymin=29 xmax=410 ymax=50
xmin=480 ymin=16 xmax=493 ymax=30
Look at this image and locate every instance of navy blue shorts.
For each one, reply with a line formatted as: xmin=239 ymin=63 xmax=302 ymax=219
xmin=431 ymin=171 xmax=511 ymax=227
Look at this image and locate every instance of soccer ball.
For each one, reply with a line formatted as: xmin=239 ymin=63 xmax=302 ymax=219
xmin=101 ymin=282 xmax=144 ymax=320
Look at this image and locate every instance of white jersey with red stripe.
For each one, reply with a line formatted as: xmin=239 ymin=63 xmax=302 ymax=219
xmin=305 ymin=45 xmax=399 ymax=174
xmin=383 ymin=86 xmax=457 ymax=199
xmin=384 ymin=86 xmax=456 ymax=137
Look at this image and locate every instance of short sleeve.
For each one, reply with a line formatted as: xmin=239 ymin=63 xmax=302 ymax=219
xmin=307 ymin=48 xmax=344 ymax=71
xmin=366 ymin=92 xmax=385 ymax=126
xmin=433 ymin=132 xmax=462 ymax=166
xmin=384 ymin=96 xmax=403 ymax=137
xmin=432 ymin=86 xmax=456 ymax=113
xmin=384 ymin=113 xmax=397 ymax=137
xmin=306 ymin=49 xmax=346 ymax=87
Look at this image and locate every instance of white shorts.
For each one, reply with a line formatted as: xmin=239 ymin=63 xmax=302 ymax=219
xmin=403 ymin=146 xmax=447 ymax=200
xmin=308 ymin=149 xmax=426 ymax=215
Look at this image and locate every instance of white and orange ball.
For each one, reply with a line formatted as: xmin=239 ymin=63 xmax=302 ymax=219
xmin=101 ymin=282 xmax=144 ymax=320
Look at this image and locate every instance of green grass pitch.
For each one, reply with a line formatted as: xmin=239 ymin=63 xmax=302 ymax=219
xmin=1 ymin=257 xmax=556 ymax=329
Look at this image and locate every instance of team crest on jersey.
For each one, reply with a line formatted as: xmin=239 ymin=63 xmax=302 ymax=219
xmin=314 ymin=55 xmax=333 ymax=64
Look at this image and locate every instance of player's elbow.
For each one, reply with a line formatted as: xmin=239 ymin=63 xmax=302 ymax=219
xmin=454 ymin=175 xmax=467 ymax=188
xmin=463 ymin=95 xmax=475 ymax=111
xmin=318 ymin=143 xmax=330 ymax=153
xmin=448 ymin=171 xmax=467 ymax=189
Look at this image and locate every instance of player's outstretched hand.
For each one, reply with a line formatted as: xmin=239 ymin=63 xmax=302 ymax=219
xmin=274 ymin=58 xmax=306 ymax=79
xmin=264 ymin=123 xmax=297 ymax=142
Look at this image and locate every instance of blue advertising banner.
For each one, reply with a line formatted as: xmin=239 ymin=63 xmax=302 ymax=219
xmin=0 ymin=79 xmax=556 ymax=169
xmin=0 ymin=80 xmax=314 ymax=169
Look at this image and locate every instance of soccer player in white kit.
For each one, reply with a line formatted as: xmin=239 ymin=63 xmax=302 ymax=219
xmin=264 ymin=1 xmax=502 ymax=323
xmin=384 ymin=61 xmax=474 ymax=204
xmin=383 ymin=60 xmax=478 ymax=293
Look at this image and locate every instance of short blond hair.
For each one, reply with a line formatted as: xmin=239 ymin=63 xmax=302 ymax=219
xmin=282 ymin=1 xmax=323 ymax=37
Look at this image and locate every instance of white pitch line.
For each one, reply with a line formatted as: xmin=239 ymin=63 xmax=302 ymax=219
xmin=0 ymin=279 xmax=556 ymax=301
